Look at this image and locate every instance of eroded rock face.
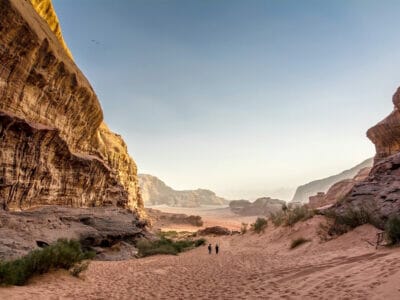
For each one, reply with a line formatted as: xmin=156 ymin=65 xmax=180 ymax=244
xmin=0 ymin=206 xmax=148 ymax=261
xmin=334 ymin=88 xmax=400 ymax=225
xmin=29 ymin=0 xmax=73 ymax=59
xmin=0 ymin=0 xmax=142 ymax=213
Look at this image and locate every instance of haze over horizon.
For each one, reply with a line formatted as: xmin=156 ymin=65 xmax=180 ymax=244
xmin=53 ymin=0 xmax=400 ymax=201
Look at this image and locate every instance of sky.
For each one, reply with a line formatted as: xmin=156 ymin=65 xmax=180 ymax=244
xmin=53 ymin=0 xmax=400 ymax=201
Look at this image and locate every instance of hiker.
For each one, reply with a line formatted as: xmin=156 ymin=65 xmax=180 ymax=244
xmin=208 ymin=243 xmax=212 ymax=254
xmin=215 ymin=243 xmax=219 ymax=254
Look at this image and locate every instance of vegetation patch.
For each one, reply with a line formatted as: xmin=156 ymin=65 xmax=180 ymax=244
xmin=0 ymin=239 xmax=95 ymax=286
xmin=269 ymin=205 xmax=315 ymax=227
xmin=136 ymin=236 xmax=206 ymax=257
xmin=325 ymin=207 xmax=379 ymax=236
xmin=385 ymin=215 xmax=400 ymax=245
xmin=290 ymin=237 xmax=311 ymax=249
xmin=251 ymin=217 xmax=268 ymax=233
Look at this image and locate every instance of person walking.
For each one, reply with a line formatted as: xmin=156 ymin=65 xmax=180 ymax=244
xmin=215 ymin=243 xmax=219 ymax=254
xmin=208 ymin=243 xmax=212 ymax=254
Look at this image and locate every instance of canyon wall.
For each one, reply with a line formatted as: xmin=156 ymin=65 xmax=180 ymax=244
xmin=0 ymin=0 xmax=143 ymax=213
xmin=335 ymin=88 xmax=400 ymax=224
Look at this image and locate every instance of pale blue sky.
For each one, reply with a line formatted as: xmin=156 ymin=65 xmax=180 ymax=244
xmin=53 ymin=0 xmax=399 ymax=200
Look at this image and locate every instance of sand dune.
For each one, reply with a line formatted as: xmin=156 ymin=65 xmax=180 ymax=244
xmin=1 ymin=216 xmax=400 ymax=299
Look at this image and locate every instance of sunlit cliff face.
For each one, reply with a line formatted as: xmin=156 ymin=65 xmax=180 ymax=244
xmin=30 ymin=0 xmax=73 ymax=59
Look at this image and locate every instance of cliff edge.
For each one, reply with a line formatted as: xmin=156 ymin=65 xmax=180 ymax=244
xmin=0 ymin=0 xmax=143 ymax=214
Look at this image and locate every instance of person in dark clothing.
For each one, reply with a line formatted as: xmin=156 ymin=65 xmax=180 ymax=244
xmin=215 ymin=244 xmax=219 ymax=254
xmin=208 ymin=243 xmax=212 ymax=254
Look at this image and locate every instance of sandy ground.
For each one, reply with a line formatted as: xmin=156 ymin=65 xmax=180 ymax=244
xmin=1 ymin=215 xmax=400 ymax=299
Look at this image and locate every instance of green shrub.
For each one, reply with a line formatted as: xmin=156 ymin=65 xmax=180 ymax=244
xmin=194 ymin=238 xmax=206 ymax=247
xmin=252 ymin=217 xmax=268 ymax=233
xmin=270 ymin=211 xmax=285 ymax=227
xmin=0 ymin=239 xmax=93 ymax=286
xmin=290 ymin=237 xmax=310 ymax=249
xmin=136 ymin=237 xmax=205 ymax=257
xmin=285 ymin=205 xmax=314 ymax=227
xmin=240 ymin=223 xmax=248 ymax=234
xmin=326 ymin=207 xmax=378 ymax=236
xmin=385 ymin=215 xmax=400 ymax=245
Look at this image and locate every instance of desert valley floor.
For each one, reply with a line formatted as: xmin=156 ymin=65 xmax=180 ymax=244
xmin=1 ymin=212 xmax=399 ymax=300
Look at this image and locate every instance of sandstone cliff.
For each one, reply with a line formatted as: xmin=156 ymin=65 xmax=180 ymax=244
xmin=335 ymin=88 xmax=400 ymax=224
xmin=291 ymin=158 xmax=373 ymax=204
xmin=0 ymin=0 xmax=143 ymax=213
xmin=139 ymin=174 xmax=228 ymax=207
xmin=229 ymin=197 xmax=285 ymax=216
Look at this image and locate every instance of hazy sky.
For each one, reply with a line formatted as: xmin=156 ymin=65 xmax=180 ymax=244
xmin=53 ymin=0 xmax=400 ymax=200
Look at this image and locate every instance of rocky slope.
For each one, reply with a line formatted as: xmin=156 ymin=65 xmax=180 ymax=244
xmin=0 ymin=0 xmax=143 ymax=213
xmin=0 ymin=206 xmax=147 ymax=261
xmin=291 ymin=158 xmax=373 ymax=204
xmin=139 ymin=174 xmax=228 ymax=207
xmin=335 ymin=87 xmax=400 ymax=224
xmin=309 ymin=167 xmax=371 ymax=209
xmin=229 ymin=197 xmax=285 ymax=216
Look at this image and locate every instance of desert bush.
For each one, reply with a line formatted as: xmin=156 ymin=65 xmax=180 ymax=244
xmin=385 ymin=215 xmax=400 ymax=245
xmin=269 ymin=211 xmax=285 ymax=227
xmin=285 ymin=205 xmax=314 ymax=227
xmin=325 ymin=207 xmax=379 ymax=236
xmin=290 ymin=237 xmax=310 ymax=249
xmin=252 ymin=217 xmax=268 ymax=233
xmin=194 ymin=238 xmax=206 ymax=247
xmin=70 ymin=261 xmax=89 ymax=277
xmin=0 ymin=239 xmax=94 ymax=286
xmin=240 ymin=223 xmax=248 ymax=234
xmin=136 ymin=237 xmax=205 ymax=257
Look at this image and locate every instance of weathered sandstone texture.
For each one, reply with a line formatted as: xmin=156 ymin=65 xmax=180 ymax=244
xmin=335 ymin=88 xmax=400 ymax=225
xmin=0 ymin=0 xmax=143 ymax=213
xmin=140 ymin=174 xmax=228 ymax=207
xmin=0 ymin=206 xmax=148 ymax=261
xmin=292 ymin=158 xmax=373 ymax=204
xmin=309 ymin=167 xmax=371 ymax=209
xmin=229 ymin=197 xmax=285 ymax=216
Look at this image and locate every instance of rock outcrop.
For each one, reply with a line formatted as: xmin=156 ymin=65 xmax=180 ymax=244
xmin=229 ymin=197 xmax=286 ymax=216
xmin=139 ymin=174 xmax=228 ymax=207
xmin=0 ymin=206 xmax=148 ymax=261
xmin=309 ymin=167 xmax=371 ymax=209
xmin=291 ymin=158 xmax=373 ymax=204
xmin=0 ymin=0 xmax=143 ymax=213
xmin=334 ymin=87 xmax=400 ymax=225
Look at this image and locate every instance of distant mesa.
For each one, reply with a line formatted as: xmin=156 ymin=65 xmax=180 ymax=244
xmin=229 ymin=197 xmax=286 ymax=216
xmin=291 ymin=158 xmax=373 ymax=204
xmin=139 ymin=174 xmax=229 ymax=207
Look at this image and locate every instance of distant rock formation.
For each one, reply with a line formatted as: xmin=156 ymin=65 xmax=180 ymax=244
xmin=229 ymin=197 xmax=285 ymax=216
xmin=139 ymin=174 xmax=228 ymax=207
xmin=335 ymin=87 xmax=400 ymax=225
xmin=0 ymin=0 xmax=143 ymax=213
xmin=146 ymin=208 xmax=203 ymax=227
xmin=309 ymin=167 xmax=371 ymax=209
xmin=291 ymin=158 xmax=373 ymax=204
